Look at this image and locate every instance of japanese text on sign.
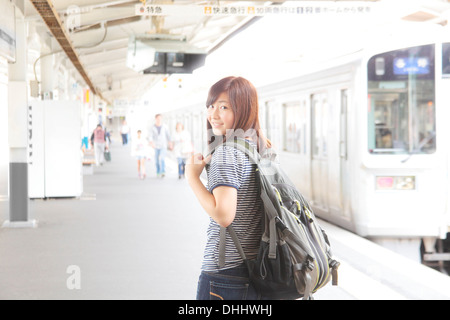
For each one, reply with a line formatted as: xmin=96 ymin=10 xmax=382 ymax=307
xmin=135 ymin=4 xmax=373 ymax=16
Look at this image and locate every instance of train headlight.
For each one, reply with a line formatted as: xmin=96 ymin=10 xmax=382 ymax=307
xmin=376 ymin=176 xmax=415 ymax=190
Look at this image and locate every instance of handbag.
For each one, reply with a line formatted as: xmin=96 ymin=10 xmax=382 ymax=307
xmin=104 ymin=150 xmax=111 ymax=162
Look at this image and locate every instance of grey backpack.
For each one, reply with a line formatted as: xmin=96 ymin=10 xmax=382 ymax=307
xmin=215 ymin=138 xmax=340 ymax=300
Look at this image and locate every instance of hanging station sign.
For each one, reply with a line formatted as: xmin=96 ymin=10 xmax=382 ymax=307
xmin=135 ymin=3 xmax=373 ymax=17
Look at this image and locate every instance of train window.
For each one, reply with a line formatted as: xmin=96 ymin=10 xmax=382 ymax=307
xmin=367 ymin=44 xmax=436 ymax=154
xmin=340 ymin=90 xmax=348 ymax=160
xmin=301 ymin=101 xmax=307 ymax=154
xmin=265 ymin=101 xmax=282 ymax=150
xmin=443 ymin=43 xmax=450 ymax=77
xmin=283 ymin=102 xmax=302 ymax=153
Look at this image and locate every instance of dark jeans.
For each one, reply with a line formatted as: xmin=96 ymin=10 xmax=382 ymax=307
xmin=196 ymin=264 xmax=270 ymax=300
xmin=121 ymin=133 xmax=128 ymax=145
xmin=177 ymin=157 xmax=186 ymax=176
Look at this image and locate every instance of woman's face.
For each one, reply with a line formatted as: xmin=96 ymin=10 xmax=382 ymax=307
xmin=207 ymin=92 xmax=235 ymax=136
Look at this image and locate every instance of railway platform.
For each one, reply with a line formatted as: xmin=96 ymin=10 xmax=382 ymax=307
xmin=1 ymin=142 xmax=449 ymax=300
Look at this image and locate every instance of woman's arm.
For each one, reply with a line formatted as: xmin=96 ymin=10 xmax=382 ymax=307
xmin=186 ymin=153 xmax=237 ymax=227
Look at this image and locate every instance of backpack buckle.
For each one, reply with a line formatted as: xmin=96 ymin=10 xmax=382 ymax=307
xmin=329 ymin=259 xmax=340 ymax=286
xmin=305 ymin=259 xmax=315 ymax=271
xmin=275 ymin=216 xmax=287 ymax=232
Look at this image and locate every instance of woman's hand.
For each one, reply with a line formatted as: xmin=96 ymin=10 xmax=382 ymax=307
xmin=186 ymin=153 xmax=211 ymax=180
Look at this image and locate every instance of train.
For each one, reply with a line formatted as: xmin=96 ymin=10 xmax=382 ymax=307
xmin=161 ymin=36 xmax=450 ymax=269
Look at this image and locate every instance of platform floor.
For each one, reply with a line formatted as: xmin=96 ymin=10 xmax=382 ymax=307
xmin=1 ymin=142 xmax=449 ymax=300
xmin=0 ymin=143 xmax=210 ymax=299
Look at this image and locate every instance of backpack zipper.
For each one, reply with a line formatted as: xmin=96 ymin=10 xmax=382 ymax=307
xmin=294 ymin=200 xmax=331 ymax=291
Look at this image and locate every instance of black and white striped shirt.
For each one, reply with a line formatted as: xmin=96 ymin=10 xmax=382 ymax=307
xmin=202 ymin=141 xmax=263 ymax=272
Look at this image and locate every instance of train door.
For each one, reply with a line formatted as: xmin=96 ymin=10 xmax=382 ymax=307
xmin=441 ymin=42 xmax=450 ymax=232
xmin=283 ymin=102 xmax=301 ymax=153
xmin=339 ymin=89 xmax=351 ymax=218
xmin=310 ymin=93 xmax=329 ymax=212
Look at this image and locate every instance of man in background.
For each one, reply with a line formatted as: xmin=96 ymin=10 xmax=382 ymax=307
xmin=149 ymin=114 xmax=172 ymax=178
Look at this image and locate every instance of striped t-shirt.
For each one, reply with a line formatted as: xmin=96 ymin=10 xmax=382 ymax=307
xmin=202 ymin=141 xmax=263 ymax=272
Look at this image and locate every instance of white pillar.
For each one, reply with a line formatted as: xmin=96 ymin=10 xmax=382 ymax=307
xmin=4 ymin=2 xmax=36 ymax=228
xmin=40 ymin=35 xmax=54 ymax=100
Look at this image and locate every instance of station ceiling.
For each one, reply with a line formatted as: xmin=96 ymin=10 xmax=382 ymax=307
xmin=24 ymin=0 xmax=450 ymax=105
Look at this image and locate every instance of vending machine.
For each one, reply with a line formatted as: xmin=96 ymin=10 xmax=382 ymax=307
xmin=28 ymin=100 xmax=83 ymax=198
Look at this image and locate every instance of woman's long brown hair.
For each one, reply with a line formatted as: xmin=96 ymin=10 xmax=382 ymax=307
xmin=206 ymin=76 xmax=271 ymax=152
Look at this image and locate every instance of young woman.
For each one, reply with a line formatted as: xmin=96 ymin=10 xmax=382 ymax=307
xmin=185 ymin=76 xmax=271 ymax=300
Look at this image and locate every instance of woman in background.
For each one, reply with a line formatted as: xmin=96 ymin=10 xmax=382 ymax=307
xmin=132 ymin=130 xmax=147 ymax=180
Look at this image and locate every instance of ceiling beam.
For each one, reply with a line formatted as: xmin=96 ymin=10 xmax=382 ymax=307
xmin=29 ymin=0 xmax=108 ymax=102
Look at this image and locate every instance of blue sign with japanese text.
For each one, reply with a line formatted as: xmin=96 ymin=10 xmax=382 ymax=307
xmin=393 ymin=57 xmax=430 ymax=75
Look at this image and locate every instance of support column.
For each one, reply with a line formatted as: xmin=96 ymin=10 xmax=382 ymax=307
xmin=3 ymin=4 xmax=37 ymax=228
xmin=40 ymin=34 xmax=54 ymax=100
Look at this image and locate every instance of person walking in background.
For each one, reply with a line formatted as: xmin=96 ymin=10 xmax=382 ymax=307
xmin=149 ymin=114 xmax=172 ymax=178
xmin=132 ymin=130 xmax=148 ymax=180
xmin=185 ymin=76 xmax=271 ymax=300
xmin=105 ymin=127 xmax=112 ymax=146
xmin=172 ymin=122 xmax=193 ymax=179
xmin=120 ymin=120 xmax=130 ymax=145
xmin=92 ymin=124 xmax=107 ymax=166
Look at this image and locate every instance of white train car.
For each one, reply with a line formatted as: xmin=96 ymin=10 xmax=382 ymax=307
xmin=256 ymin=41 xmax=450 ymax=263
xmin=167 ymin=40 xmax=450 ymax=265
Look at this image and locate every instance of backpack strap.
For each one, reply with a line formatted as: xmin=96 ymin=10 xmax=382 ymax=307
xmin=218 ymin=226 xmax=226 ymax=268
xmin=218 ymin=225 xmax=247 ymax=269
xmin=206 ymin=137 xmax=261 ymax=165
xmin=226 ymin=138 xmax=260 ymax=164
xmin=217 ymin=138 xmax=280 ymax=267
xmin=217 ymin=138 xmax=258 ymax=269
